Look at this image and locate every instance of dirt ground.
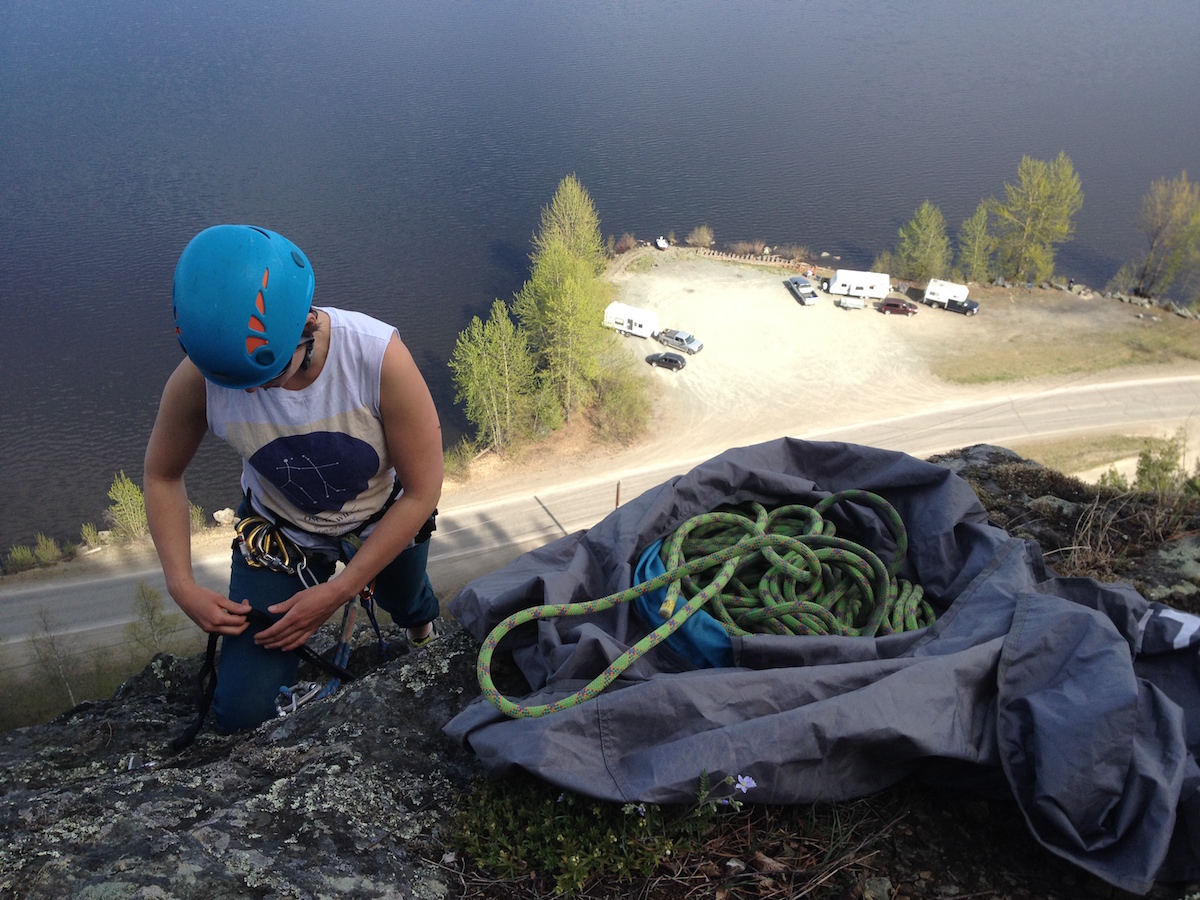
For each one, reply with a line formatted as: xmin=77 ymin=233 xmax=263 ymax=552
xmin=443 ymin=246 xmax=1200 ymax=507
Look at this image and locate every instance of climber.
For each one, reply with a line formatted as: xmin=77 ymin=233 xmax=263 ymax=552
xmin=145 ymin=224 xmax=444 ymax=733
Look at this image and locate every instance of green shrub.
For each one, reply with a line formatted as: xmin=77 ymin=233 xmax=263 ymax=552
xmin=872 ymin=249 xmax=900 ymax=279
xmin=444 ymin=438 xmax=478 ymax=481
xmin=775 ymin=244 xmax=813 ymax=264
xmin=685 ymin=224 xmax=714 ymax=248
xmin=1097 ymin=467 xmax=1130 ymax=491
xmin=615 ymin=233 xmax=638 ymax=253
xmin=451 ymin=770 xmax=756 ymax=896
xmin=5 ymin=545 xmax=36 ymax=573
xmin=80 ymin=522 xmax=103 ymax=549
xmin=105 ymin=471 xmax=148 ymax=542
xmin=189 ymin=502 xmax=207 ymax=534
xmin=33 ymin=533 xmax=63 ymax=566
xmin=1134 ymin=428 xmax=1191 ymax=495
xmin=728 ymin=239 xmax=765 ymax=256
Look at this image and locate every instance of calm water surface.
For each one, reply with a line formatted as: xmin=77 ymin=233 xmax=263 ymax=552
xmin=2 ymin=1 xmax=1199 ymax=551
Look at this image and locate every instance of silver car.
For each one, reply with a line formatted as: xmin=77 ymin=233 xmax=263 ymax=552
xmin=654 ymin=328 xmax=704 ymax=354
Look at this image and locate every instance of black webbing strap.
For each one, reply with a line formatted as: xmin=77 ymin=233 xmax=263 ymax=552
xmin=169 ymin=609 xmax=357 ymax=752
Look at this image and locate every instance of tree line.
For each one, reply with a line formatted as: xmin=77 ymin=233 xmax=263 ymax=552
xmin=449 ymin=163 xmax=1200 ymax=457
xmin=449 ymin=174 xmax=650 ymax=458
xmin=875 ymin=155 xmax=1199 ymax=305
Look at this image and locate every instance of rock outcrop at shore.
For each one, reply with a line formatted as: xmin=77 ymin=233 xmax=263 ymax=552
xmin=2 ymin=445 xmax=1197 ymax=899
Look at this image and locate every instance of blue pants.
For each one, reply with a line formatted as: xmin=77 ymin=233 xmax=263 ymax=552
xmin=212 ymin=538 xmax=439 ymax=733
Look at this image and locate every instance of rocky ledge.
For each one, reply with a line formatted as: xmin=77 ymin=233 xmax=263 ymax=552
xmin=2 ymin=445 xmax=1198 ymax=900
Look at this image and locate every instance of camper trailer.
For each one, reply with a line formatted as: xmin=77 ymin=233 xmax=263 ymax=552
xmin=923 ymin=279 xmax=979 ymax=315
xmin=603 ymin=301 xmax=659 ymax=338
xmin=820 ymin=269 xmax=891 ymax=301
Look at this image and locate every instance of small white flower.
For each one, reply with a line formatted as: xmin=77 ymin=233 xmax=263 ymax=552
xmin=734 ymin=775 xmax=757 ymax=793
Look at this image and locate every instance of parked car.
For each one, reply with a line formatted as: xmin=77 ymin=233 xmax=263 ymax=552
xmin=944 ymin=297 xmax=980 ymax=316
xmin=654 ymin=328 xmax=704 ymax=354
xmin=786 ymin=275 xmax=819 ymax=305
xmin=880 ymin=297 xmax=919 ymax=316
xmin=646 ymin=352 xmax=686 ymax=371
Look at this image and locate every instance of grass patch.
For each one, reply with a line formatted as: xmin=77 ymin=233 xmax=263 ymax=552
xmin=625 ymin=252 xmax=656 ymax=274
xmin=450 ymin=770 xmax=895 ymax=898
xmin=1007 ymin=434 xmax=1153 ymax=476
xmin=929 ymin=314 xmax=1200 ymax=383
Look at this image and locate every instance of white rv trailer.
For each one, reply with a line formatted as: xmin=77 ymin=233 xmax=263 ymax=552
xmin=922 ymin=279 xmax=970 ymax=308
xmin=603 ymin=301 xmax=659 ymax=338
xmin=820 ymin=269 xmax=891 ymax=300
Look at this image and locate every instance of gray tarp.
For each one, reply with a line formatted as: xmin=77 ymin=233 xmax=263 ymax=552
xmin=444 ymin=438 xmax=1200 ymax=894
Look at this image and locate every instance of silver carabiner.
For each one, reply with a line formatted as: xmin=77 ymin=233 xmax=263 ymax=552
xmin=275 ymin=681 xmax=323 ymax=717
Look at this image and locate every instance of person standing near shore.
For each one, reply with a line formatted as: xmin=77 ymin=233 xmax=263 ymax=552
xmin=144 ymin=224 xmax=444 ymax=732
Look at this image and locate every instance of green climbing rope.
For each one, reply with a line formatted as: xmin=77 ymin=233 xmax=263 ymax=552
xmin=477 ymin=489 xmax=936 ymax=719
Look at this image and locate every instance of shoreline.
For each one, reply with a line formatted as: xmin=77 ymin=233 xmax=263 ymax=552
xmin=7 ymin=249 xmax=1200 ymax=587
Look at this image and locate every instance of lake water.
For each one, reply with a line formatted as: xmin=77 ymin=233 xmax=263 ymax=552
xmin=2 ymin=1 xmax=1199 ymax=553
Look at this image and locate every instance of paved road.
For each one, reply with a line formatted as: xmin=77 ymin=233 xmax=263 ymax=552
xmin=4 ymin=374 xmax=1199 ymax=672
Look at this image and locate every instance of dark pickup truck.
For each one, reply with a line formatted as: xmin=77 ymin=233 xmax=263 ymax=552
xmin=943 ymin=297 xmax=980 ymax=316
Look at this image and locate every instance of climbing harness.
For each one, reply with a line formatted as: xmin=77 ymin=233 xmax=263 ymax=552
xmin=170 ymin=514 xmax=384 ymax=751
xmin=237 ymin=515 xmax=390 ymax=712
xmin=477 ymin=489 xmax=937 ymax=720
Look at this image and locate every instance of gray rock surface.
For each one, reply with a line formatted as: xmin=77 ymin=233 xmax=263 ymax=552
xmin=0 ymin=624 xmax=482 ymax=899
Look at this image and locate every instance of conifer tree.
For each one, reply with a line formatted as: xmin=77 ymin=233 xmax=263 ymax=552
xmin=531 ymin=173 xmax=607 ymax=276
xmin=957 ymin=202 xmax=995 ymax=284
xmin=896 ymin=200 xmax=951 ymax=283
xmin=988 ymin=152 xmax=1083 ymax=283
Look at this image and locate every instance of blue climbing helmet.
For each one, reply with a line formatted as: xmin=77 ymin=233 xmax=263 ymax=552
xmin=172 ymin=225 xmax=315 ymax=389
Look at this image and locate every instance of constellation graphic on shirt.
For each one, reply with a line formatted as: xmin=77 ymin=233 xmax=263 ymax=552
xmin=271 ymin=454 xmax=347 ymax=506
xmin=249 ymin=432 xmax=380 ymax=514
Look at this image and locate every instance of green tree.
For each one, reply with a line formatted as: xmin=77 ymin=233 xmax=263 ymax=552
xmin=449 ymin=300 xmax=538 ymax=452
xmin=895 ymin=201 xmax=951 ymax=283
xmin=870 ymin=249 xmax=899 ymax=279
xmin=988 ymin=152 xmax=1083 ymax=283
xmin=106 ymin=471 xmax=148 ymax=542
xmin=957 ymin=201 xmax=995 ymax=284
xmin=450 ymin=174 xmax=646 ymax=459
xmin=515 ymin=240 xmax=611 ymax=420
xmin=1132 ymin=172 xmax=1200 ymax=300
xmin=531 ymin=173 xmax=607 ymax=276
xmin=589 ymin=351 xmax=650 ymax=444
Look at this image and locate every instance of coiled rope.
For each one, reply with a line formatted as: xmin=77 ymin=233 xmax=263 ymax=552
xmin=477 ymin=489 xmax=935 ymax=719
